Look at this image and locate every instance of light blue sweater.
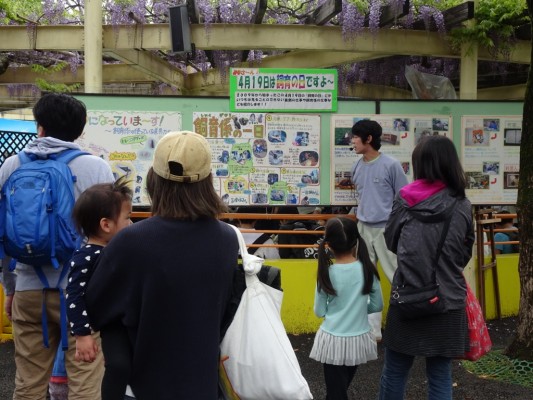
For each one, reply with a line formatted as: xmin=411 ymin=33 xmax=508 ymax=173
xmin=314 ymin=261 xmax=383 ymax=337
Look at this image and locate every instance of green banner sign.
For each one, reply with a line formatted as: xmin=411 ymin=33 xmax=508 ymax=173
xmin=230 ymin=68 xmax=338 ymax=112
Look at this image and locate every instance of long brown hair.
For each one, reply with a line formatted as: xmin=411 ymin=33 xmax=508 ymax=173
xmin=146 ymin=168 xmax=227 ymax=220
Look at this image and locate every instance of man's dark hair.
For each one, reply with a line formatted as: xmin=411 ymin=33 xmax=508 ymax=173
xmin=351 ymin=120 xmax=382 ymax=150
xmin=33 ymin=93 xmax=87 ymax=142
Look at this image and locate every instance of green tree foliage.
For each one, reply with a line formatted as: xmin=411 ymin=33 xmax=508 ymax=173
xmin=449 ymin=0 xmax=529 ymax=58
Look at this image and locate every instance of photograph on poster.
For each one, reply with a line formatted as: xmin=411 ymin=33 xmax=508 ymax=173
xmin=268 ymin=173 xmax=279 ymax=185
xmin=432 ymin=118 xmax=449 ymax=131
xmin=334 ymin=170 xmax=354 ymax=190
xmin=287 ymin=193 xmax=299 ymax=204
xmin=217 ymin=150 xmax=230 ymax=164
xmin=334 ymin=127 xmax=352 ymax=146
xmin=252 ymin=139 xmax=267 ymax=158
xmin=482 ymin=161 xmax=500 ymax=175
xmin=269 ymin=150 xmax=283 ymax=165
xmin=228 ymin=181 xmax=245 ymax=193
xmin=393 ymin=118 xmax=409 ymax=131
xmin=216 ymin=168 xmax=229 ymax=177
xmin=231 ymin=149 xmax=252 ymax=165
xmin=466 ymin=172 xmax=490 ymax=189
xmin=401 ymin=162 xmax=410 ymax=175
xmin=414 ymin=129 xmax=448 ymax=145
xmin=465 ymin=127 xmax=489 ymax=146
xmin=504 ymin=128 xmax=521 ymax=146
xmin=270 ymin=189 xmax=285 ymax=202
xmin=382 ymin=132 xmax=399 ymax=145
xmin=301 ymin=169 xmax=319 ymax=185
xmin=483 ymin=119 xmax=500 ymax=131
xmin=299 ymin=151 xmax=319 ymax=166
xmin=268 ymin=130 xmax=287 ymax=143
xmin=293 ymin=131 xmax=310 ymax=146
xmin=252 ymin=193 xmax=268 ymax=204
xmin=504 ymin=172 xmax=519 ymax=189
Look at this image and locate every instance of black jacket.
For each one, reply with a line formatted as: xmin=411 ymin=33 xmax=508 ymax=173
xmin=85 ymin=217 xmax=238 ymax=400
xmin=384 ymin=188 xmax=474 ymax=310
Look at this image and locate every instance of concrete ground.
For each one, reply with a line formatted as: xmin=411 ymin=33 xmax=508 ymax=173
xmin=0 ymin=317 xmax=531 ymax=399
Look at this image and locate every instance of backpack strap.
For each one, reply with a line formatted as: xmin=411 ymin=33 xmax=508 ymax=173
xmin=33 ymin=261 xmax=71 ymax=350
xmin=248 ymin=233 xmax=272 ymax=255
xmin=52 ymin=148 xmax=89 ymax=165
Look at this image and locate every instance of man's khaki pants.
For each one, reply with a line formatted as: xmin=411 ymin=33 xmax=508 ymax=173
xmin=358 ymin=222 xmax=399 ymax=341
xmin=12 ymin=290 xmax=104 ymax=400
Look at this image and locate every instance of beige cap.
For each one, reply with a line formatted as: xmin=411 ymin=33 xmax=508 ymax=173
xmin=152 ymin=131 xmax=212 ymax=183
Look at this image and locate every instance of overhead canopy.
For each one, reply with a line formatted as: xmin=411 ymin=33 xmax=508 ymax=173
xmin=0 ymin=118 xmax=37 ymax=134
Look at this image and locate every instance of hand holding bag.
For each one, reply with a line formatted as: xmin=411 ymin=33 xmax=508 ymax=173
xmin=219 ymin=224 xmax=313 ymax=400
xmin=389 ymin=201 xmax=456 ymax=320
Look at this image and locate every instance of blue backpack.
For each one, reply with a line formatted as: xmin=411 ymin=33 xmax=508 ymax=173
xmin=0 ymin=149 xmax=87 ymax=268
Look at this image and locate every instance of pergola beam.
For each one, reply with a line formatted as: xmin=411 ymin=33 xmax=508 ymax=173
xmin=0 ymin=24 xmax=529 ymax=64
xmin=102 ymin=49 xmax=185 ymax=89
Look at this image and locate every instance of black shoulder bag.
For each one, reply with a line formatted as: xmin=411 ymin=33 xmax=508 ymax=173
xmin=389 ymin=200 xmax=456 ymax=320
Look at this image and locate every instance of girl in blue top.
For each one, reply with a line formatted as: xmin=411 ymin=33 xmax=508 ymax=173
xmin=310 ymin=217 xmax=383 ymax=400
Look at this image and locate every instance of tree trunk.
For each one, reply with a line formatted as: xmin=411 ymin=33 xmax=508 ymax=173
xmin=504 ymin=0 xmax=533 ymax=361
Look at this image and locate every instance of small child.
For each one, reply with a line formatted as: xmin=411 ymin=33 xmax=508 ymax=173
xmin=66 ymin=177 xmax=133 ymax=399
xmin=309 ymin=217 xmax=383 ymax=399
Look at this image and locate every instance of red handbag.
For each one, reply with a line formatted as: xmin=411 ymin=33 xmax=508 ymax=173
xmin=463 ymin=282 xmax=492 ymax=361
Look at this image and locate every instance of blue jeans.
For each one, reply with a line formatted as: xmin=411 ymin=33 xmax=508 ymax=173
xmin=379 ymin=347 xmax=452 ymax=400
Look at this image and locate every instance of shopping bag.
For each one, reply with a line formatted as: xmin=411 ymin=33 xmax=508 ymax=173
xmin=220 ymin=225 xmax=313 ymax=400
xmin=463 ymin=282 xmax=492 ymax=361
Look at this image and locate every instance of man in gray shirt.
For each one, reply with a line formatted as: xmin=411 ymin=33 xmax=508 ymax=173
xmin=350 ymin=120 xmax=408 ymax=339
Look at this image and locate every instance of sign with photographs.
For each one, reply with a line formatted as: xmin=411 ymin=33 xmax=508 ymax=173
xmin=330 ymin=114 xmax=452 ymax=205
xmin=461 ymin=116 xmax=521 ymax=204
xmin=193 ymin=112 xmax=321 ymax=206
xmin=79 ymin=110 xmax=182 ymax=206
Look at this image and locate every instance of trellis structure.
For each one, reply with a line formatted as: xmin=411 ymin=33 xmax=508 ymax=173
xmin=0 ymin=0 xmax=530 ymax=108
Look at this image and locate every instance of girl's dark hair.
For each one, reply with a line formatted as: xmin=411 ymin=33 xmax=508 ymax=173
xmin=412 ymin=135 xmax=466 ymax=198
xmin=317 ymin=217 xmax=379 ymax=296
xmin=72 ymin=176 xmax=133 ymax=238
xmin=146 ymin=168 xmax=228 ymax=220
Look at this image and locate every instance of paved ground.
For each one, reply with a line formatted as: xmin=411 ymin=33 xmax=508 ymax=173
xmin=0 ymin=317 xmax=531 ymax=399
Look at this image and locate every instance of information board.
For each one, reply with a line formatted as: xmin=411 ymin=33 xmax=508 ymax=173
xmin=192 ymin=111 xmax=321 ymax=206
xmin=461 ymin=115 xmax=521 ymax=204
xmin=79 ymin=110 xmax=182 ymax=206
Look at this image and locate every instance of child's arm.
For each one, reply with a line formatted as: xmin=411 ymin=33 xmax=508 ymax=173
xmin=313 ymin=285 xmax=328 ymax=318
xmin=66 ymin=248 xmax=100 ymax=362
xmin=368 ymin=277 xmax=384 ymax=314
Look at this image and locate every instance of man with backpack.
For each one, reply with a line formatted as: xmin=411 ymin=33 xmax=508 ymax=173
xmin=0 ymin=93 xmax=114 ymax=399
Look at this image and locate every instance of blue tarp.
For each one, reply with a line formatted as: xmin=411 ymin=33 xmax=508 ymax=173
xmin=0 ymin=118 xmax=37 ymax=134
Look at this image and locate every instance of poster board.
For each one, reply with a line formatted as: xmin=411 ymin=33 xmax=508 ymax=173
xmin=461 ymin=115 xmax=521 ymax=204
xmin=79 ymin=110 xmax=182 ymax=206
xmin=73 ymin=95 xmax=524 ymax=206
xmin=192 ymin=111 xmax=321 ymax=206
xmin=330 ymin=114 xmax=452 ymax=205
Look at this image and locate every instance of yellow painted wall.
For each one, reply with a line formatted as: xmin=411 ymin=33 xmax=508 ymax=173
xmin=0 ymin=255 xmax=520 ymax=339
xmin=268 ymin=254 xmax=519 ymax=334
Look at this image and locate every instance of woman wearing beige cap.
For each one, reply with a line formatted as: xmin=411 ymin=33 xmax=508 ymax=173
xmin=85 ymin=131 xmax=238 ymax=399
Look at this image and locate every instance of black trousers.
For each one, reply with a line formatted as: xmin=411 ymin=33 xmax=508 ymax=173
xmin=323 ymin=363 xmax=358 ymax=400
xmin=100 ymin=323 xmax=133 ymax=400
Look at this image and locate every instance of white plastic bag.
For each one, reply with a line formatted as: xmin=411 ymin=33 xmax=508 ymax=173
xmin=220 ymin=225 xmax=313 ymax=400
